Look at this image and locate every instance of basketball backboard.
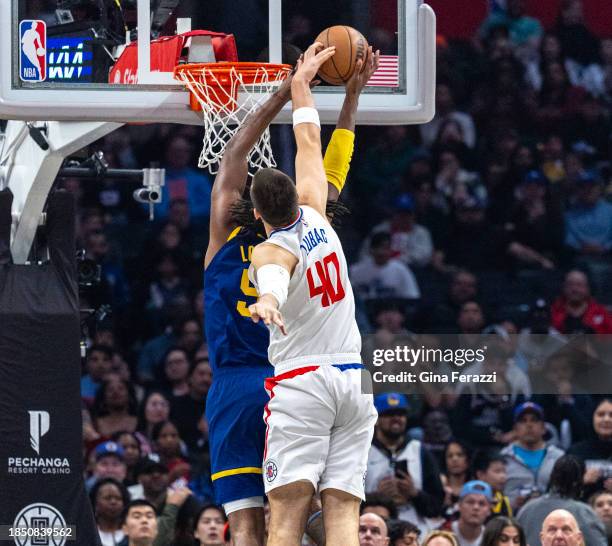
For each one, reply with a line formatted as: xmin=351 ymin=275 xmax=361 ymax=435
xmin=0 ymin=0 xmax=435 ymax=125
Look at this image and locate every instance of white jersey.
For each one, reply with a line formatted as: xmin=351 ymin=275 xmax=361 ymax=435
xmin=256 ymin=205 xmax=361 ymax=373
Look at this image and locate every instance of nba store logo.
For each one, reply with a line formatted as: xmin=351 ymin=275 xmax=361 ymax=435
xmin=19 ymin=20 xmax=47 ymax=82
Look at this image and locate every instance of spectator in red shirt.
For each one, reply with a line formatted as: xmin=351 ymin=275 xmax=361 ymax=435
xmin=551 ymin=270 xmax=612 ymax=334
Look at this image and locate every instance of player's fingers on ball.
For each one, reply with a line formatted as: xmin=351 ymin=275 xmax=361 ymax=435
xmin=319 ymin=46 xmax=336 ymax=59
xmin=306 ymin=41 xmax=323 ymax=56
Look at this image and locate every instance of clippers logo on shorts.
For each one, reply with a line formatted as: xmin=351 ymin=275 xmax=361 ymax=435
xmin=12 ymin=503 xmax=67 ymax=546
xmin=264 ymin=460 xmax=278 ymax=483
xmin=29 ymin=411 xmax=50 ymax=455
xmin=20 ymin=20 xmax=47 ymax=82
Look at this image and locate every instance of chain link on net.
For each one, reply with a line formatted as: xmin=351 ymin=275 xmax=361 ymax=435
xmin=176 ymin=66 xmax=287 ymax=176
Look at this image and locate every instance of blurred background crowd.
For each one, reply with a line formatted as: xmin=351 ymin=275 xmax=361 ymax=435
xmin=53 ymin=0 xmax=612 ymax=544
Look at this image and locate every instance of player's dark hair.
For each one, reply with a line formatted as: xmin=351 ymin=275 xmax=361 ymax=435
xmin=250 ymin=168 xmax=299 ymax=228
xmin=230 ymin=196 xmax=349 ymax=231
xmin=229 ymin=197 xmax=262 ymax=231
xmin=361 ymin=493 xmax=398 ymax=520
xmin=121 ymin=499 xmax=157 ymax=524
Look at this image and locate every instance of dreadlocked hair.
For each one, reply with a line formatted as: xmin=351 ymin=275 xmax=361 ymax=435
xmin=229 ymin=197 xmax=260 ymax=231
xmin=229 ymin=196 xmax=351 ymax=230
xmin=326 ymin=199 xmax=351 ymax=228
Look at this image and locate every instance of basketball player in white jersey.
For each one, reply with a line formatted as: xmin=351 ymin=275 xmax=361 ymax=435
xmin=247 ymin=42 xmax=378 ymax=546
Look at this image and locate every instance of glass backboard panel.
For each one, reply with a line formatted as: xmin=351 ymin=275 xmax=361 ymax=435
xmin=1 ymin=0 xmax=434 ymax=124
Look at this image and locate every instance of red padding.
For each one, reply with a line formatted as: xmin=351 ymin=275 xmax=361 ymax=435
xmin=109 ymin=30 xmax=238 ymax=84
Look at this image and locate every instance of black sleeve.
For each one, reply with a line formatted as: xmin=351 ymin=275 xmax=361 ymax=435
xmin=413 ymin=445 xmax=445 ymax=518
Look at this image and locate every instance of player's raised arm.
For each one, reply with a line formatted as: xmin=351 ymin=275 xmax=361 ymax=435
xmin=205 ymin=74 xmax=293 ymax=268
xmin=325 ymin=46 xmax=380 ymax=203
xmin=291 ymin=42 xmax=336 ymax=217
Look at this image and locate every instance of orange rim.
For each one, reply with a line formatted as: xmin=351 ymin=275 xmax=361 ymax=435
xmin=174 ymin=62 xmax=292 ymax=112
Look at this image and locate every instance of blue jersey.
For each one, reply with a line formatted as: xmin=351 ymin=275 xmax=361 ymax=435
xmin=204 ymin=227 xmax=270 ymax=372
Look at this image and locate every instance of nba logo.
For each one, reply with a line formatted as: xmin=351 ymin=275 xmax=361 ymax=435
xmin=19 ymin=20 xmax=47 ymax=82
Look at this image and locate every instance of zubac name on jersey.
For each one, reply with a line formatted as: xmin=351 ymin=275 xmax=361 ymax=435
xmin=300 ymin=227 xmax=328 ymax=256
xmin=204 ymin=227 xmax=270 ymax=372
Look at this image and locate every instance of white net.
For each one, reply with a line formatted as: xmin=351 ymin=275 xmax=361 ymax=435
xmin=175 ymin=64 xmax=291 ymax=176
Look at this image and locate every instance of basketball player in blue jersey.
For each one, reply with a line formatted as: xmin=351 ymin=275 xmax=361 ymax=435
xmin=204 ymin=49 xmax=379 ymax=546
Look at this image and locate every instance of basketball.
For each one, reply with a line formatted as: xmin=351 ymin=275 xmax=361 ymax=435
xmin=314 ymin=25 xmax=368 ymax=85
xmin=37 ymin=47 xmax=45 ymax=56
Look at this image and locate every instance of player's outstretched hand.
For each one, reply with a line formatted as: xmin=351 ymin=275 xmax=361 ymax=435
xmin=249 ymin=297 xmax=287 ymax=335
xmin=346 ymin=46 xmax=380 ymax=97
xmin=294 ymin=42 xmax=336 ymax=84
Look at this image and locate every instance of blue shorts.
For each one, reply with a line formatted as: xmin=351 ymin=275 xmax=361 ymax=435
xmin=206 ymin=365 xmax=273 ymax=506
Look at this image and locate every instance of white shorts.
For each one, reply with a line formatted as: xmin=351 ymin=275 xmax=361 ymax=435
xmin=262 ymin=365 xmax=377 ymax=500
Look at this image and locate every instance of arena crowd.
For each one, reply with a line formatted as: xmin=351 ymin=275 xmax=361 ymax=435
xmin=62 ymin=0 xmax=612 ymax=544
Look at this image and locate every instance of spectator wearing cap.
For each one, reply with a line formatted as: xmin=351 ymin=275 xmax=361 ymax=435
xmin=128 ymin=456 xmax=199 ymax=546
xmin=351 ymin=231 xmax=421 ymax=302
xmin=120 ymin=499 xmax=158 ymax=546
xmin=128 ymin=457 xmax=170 ymax=509
xmin=366 ymin=393 xmax=444 ymax=535
xmin=551 ymin=270 xmax=612 ymax=334
xmin=364 ymin=194 xmax=434 ymax=268
xmin=359 ymin=512 xmax=390 ymax=546
xmin=440 ymin=481 xmax=492 ymax=546
xmin=506 ymin=171 xmax=564 ymax=270
xmin=87 ymin=441 xmax=127 ymax=491
xmin=565 ymin=171 xmax=612 ymax=257
xmin=501 ymin=402 xmax=564 ymax=511
xmin=517 ymin=455 xmax=607 ymax=546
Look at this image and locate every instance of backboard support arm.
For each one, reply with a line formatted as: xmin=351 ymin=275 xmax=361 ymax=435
xmin=2 ymin=120 xmax=121 ymax=264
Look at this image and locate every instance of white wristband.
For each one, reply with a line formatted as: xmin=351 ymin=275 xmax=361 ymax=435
xmin=256 ymin=264 xmax=290 ymax=309
xmin=293 ymin=107 xmax=321 ymax=128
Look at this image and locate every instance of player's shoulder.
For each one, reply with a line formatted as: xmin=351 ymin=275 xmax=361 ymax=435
xmin=300 ymin=205 xmax=329 ymax=224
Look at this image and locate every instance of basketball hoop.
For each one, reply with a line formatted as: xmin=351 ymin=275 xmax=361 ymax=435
xmin=174 ymin=62 xmax=292 ymax=175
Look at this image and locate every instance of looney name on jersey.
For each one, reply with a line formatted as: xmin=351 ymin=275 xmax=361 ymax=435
xmin=300 ymin=228 xmax=328 ymax=256
xmin=239 ymin=245 xmax=254 ymax=263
